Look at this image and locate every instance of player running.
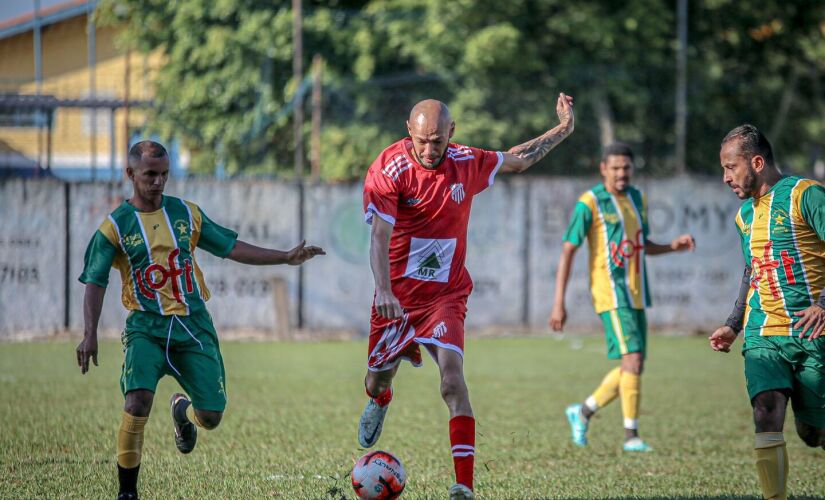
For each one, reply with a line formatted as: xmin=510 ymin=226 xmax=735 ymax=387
xmin=709 ymin=124 xmax=825 ymax=500
xmin=75 ymin=141 xmax=324 ymax=500
xmin=358 ymin=94 xmax=574 ymax=499
xmin=551 ymin=142 xmax=695 ymax=452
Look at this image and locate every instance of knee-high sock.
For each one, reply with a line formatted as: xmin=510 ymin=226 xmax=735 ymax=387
xmin=619 ymin=371 xmax=641 ymax=430
xmin=585 ymin=366 xmax=622 ymax=412
xmin=117 ymin=412 xmax=148 ymax=469
xmin=449 ymin=416 xmax=475 ymax=491
xmin=117 ymin=412 xmax=148 ymax=494
xmin=755 ymin=432 xmax=788 ymax=500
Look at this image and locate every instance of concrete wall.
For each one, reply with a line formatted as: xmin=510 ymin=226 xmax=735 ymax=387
xmin=0 ymin=176 xmax=746 ymax=338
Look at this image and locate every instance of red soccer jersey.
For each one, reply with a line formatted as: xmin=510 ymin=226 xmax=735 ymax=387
xmin=363 ymin=138 xmax=504 ymax=308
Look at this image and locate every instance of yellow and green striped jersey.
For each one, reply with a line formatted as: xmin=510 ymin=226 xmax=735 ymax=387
xmin=563 ymin=184 xmax=650 ymax=313
xmin=79 ymin=195 xmax=238 ymax=316
xmin=735 ymin=176 xmax=825 ymax=337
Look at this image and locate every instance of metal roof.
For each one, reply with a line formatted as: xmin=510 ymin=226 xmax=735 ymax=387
xmin=0 ymin=0 xmax=96 ymax=42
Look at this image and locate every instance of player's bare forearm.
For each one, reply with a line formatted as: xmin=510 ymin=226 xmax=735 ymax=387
xmin=644 ymin=241 xmax=673 ymax=255
xmin=645 ymin=234 xmax=695 ymax=256
xmin=553 ymin=243 xmax=578 ymax=307
xmin=83 ymin=283 xmax=106 ymax=338
xmin=369 ymin=218 xmax=393 ymax=293
xmin=501 ymin=92 xmax=574 ymax=174
xmin=78 ymin=283 xmax=105 ymax=374
xmin=549 ymin=242 xmax=578 ymax=331
xmin=370 ymin=216 xmax=403 ymax=319
xmin=227 ymin=240 xmax=324 ymax=266
xmin=504 ymin=126 xmax=571 ymax=173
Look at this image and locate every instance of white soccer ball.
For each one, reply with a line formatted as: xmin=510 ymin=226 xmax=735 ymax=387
xmin=351 ymin=450 xmax=407 ymax=499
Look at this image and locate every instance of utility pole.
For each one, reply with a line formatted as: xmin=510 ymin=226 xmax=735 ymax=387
xmin=310 ymin=55 xmax=322 ymax=181
xmin=674 ymin=0 xmax=688 ymax=175
xmin=293 ymin=0 xmax=306 ymax=329
xmin=33 ymin=0 xmax=43 ymax=171
xmin=88 ymin=2 xmax=97 ymax=181
xmin=124 ymin=48 xmax=131 ymax=176
xmin=292 ymin=0 xmax=304 ymax=179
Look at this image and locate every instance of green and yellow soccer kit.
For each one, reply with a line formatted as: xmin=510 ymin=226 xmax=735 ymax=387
xmin=79 ymin=195 xmax=238 ymax=411
xmin=734 ymin=176 xmax=825 ymax=427
xmin=564 ymin=183 xmax=650 ymax=359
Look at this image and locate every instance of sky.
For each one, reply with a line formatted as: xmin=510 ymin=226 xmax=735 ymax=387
xmin=0 ymin=0 xmax=77 ymax=25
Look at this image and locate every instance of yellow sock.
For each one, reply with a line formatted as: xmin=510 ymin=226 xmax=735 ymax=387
xmin=619 ymin=371 xmax=641 ymax=430
xmin=186 ymin=404 xmax=205 ymax=428
xmin=754 ymin=433 xmax=788 ymax=500
xmin=117 ymin=412 xmax=148 ymax=469
xmin=585 ymin=366 xmax=622 ymax=411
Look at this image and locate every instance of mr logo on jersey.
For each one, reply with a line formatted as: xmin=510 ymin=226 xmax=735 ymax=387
xmin=134 ymin=248 xmax=194 ymax=303
xmin=404 ymin=237 xmax=456 ymax=283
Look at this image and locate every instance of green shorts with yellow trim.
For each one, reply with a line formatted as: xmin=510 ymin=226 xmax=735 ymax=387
xmin=599 ymin=307 xmax=647 ymax=360
xmin=120 ymin=309 xmax=227 ymax=412
xmin=742 ymin=334 xmax=825 ymax=428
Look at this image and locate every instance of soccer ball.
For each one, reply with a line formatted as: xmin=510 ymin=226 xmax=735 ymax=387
xmin=351 ymin=450 xmax=407 ymax=499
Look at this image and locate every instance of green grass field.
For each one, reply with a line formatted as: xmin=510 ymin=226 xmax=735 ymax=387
xmin=1 ymin=335 xmax=823 ymax=499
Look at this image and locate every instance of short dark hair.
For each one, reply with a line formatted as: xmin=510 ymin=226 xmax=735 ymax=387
xmin=721 ymin=124 xmax=774 ymax=166
xmin=602 ymin=142 xmax=634 ymax=162
xmin=128 ymin=140 xmax=168 ymax=168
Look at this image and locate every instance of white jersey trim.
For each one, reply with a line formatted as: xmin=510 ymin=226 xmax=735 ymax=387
xmin=415 ymin=337 xmax=464 ymax=358
xmin=488 ymin=152 xmax=505 ymax=188
xmin=364 ymin=203 xmax=396 ymax=226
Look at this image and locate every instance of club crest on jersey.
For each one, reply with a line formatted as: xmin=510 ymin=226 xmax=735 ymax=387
xmin=449 ymin=183 xmax=465 ymax=204
xmin=771 ymin=209 xmax=789 ymax=234
xmin=173 ymin=219 xmax=191 ymax=242
xmin=603 ymin=212 xmax=620 ymax=225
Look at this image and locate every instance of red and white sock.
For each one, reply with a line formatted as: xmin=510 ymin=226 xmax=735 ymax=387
xmin=367 ymin=386 xmax=393 ymax=408
xmin=449 ymin=415 xmax=475 ymax=490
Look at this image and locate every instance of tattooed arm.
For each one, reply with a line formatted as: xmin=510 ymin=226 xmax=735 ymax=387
xmin=500 ymin=92 xmax=575 ymax=174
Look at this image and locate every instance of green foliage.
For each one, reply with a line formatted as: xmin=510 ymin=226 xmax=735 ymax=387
xmin=2 ymin=337 xmax=825 ymax=497
xmin=96 ymin=0 xmax=825 ymax=179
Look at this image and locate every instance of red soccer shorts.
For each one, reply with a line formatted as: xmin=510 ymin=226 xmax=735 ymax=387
xmin=367 ymin=299 xmax=468 ymax=371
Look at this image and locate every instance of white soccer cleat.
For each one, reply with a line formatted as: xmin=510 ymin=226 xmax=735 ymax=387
xmin=449 ymin=483 xmax=474 ymax=500
xmin=358 ymin=399 xmax=388 ymax=448
xmin=623 ymin=437 xmax=652 ymax=452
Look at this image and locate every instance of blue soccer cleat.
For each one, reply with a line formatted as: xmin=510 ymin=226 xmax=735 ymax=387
xmin=565 ymin=403 xmax=589 ymax=447
xmin=358 ymin=399 xmax=389 ymax=448
xmin=623 ymin=437 xmax=652 ymax=452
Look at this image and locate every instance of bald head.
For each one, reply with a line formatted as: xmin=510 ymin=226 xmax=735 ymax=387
xmin=408 ymin=99 xmax=453 ymax=130
xmin=406 ymin=99 xmax=455 ymax=168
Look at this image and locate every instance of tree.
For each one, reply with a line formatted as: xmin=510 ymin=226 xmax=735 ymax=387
xmin=98 ymin=0 xmax=825 ymax=178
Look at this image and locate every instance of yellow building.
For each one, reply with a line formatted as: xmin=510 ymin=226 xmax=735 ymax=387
xmin=0 ymin=0 xmax=163 ymax=179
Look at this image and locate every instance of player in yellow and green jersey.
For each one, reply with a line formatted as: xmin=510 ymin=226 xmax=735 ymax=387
xmin=75 ymin=141 xmax=325 ymax=500
xmin=710 ymin=125 xmax=825 ymax=500
xmin=550 ymin=142 xmax=695 ymax=452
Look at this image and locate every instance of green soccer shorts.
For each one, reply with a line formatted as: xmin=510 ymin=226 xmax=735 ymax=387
xmin=599 ymin=307 xmax=647 ymax=360
xmin=742 ymin=335 xmax=825 ymax=428
xmin=120 ymin=309 xmax=227 ymax=412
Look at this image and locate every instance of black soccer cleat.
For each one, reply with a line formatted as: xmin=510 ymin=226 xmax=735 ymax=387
xmin=170 ymin=393 xmax=197 ymax=454
xmin=116 ymin=492 xmax=138 ymax=500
